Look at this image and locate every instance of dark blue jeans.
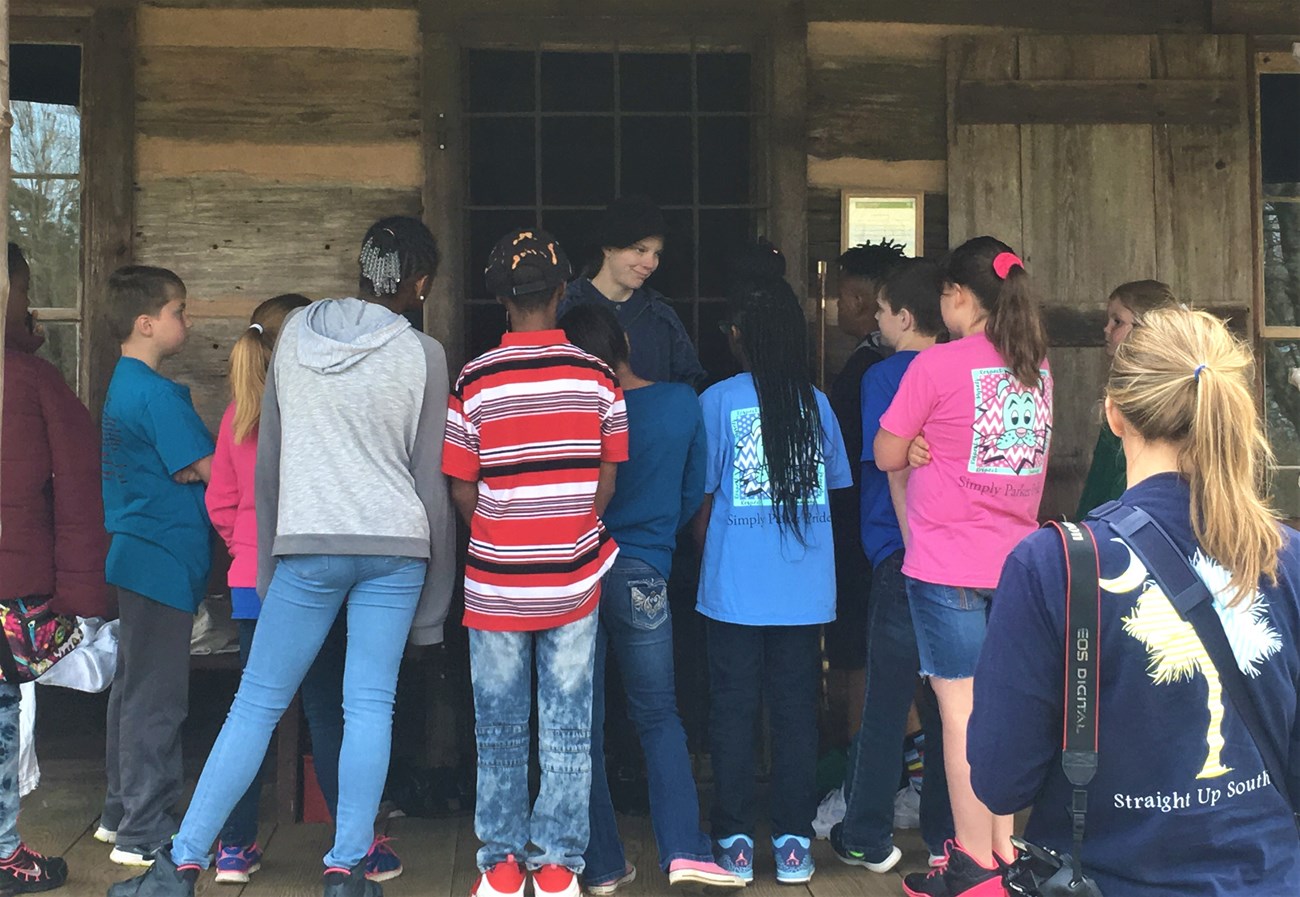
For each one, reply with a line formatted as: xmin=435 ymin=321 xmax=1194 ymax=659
xmin=841 ymin=550 xmax=954 ymax=856
xmin=706 ymin=619 xmax=819 ymax=840
xmin=220 ymin=611 xmax=348 ymax=846
xmin=586 ymin=557 xmax=713 ymax=882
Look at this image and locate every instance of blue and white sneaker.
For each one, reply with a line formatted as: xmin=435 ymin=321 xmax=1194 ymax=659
xmin=772 ymin=834 xmax=814 ymax=885
xmin=713 ymin=834 xmax=754 ymax=884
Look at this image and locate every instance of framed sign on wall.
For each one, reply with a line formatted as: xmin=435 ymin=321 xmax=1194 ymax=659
xmin=840 ymin=191 xmax=923 ymax=256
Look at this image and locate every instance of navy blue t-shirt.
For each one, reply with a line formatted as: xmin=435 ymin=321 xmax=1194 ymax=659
xmin=971 ymin=473 xmax=1300 ymax=897
xmin=858 ymin=350 xmax=916 ymax=567
xmin=601 ymin=381 xmax=706 ymax=580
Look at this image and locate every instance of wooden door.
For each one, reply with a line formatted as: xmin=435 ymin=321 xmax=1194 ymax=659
xmin=947 ymin=34 xmax=1251 ymax=517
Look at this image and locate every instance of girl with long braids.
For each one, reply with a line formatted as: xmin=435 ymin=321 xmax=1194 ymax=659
xmin=111 ymin=216 xmax=457 ymax=897
xmin=874 ymin=236 xmax=1053 ymax=897
xmin=694 ymin=277 xmax=851 ymax=886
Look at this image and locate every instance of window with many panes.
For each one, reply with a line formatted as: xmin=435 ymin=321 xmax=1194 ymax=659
xmin=1259 ymin=64 xmax=1300 ymax=516
xmin=9 ymin=43 xmax=83 ymax=394
xmin=464 ymin=47 xmax=763 ymax=380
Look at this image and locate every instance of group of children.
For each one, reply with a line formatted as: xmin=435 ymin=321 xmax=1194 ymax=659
xmin=10 ymin=181 xmax=1285 ymax=897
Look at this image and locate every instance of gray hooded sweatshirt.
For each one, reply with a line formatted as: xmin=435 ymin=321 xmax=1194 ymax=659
xmin=255 ymin=298 xmax=455 ymax=645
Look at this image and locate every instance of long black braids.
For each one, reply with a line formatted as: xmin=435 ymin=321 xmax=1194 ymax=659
xmin=729 ymin=278 xmax=822 ymax=544
xmin=358 ymin=215 xmax=440 ymax=298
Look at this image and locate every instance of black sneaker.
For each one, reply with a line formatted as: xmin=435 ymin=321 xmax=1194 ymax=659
xmin=0 ymin=844 xmax=68 ymax=893
xmin=323 ymin=859 xmax=383 ymax=897
xmin=902 ymin=841 xmax=1004 ymax=897
xmin=828 ymin=823 xmax=902 ymax=873
xmin=107 ymin=847 xmax=198 ymax=897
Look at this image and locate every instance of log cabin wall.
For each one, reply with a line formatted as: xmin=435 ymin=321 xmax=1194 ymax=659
xmin=132 ymin=4 xmax=423 ymax=429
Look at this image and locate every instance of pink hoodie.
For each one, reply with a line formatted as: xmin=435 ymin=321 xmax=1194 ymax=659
xmin=206 ymin=402 xmax=259 ymax=597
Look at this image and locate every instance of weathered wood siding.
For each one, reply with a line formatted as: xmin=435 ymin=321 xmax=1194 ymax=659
xmin=949 ymin=34 xmax=1251 ymax=517
xmin=134 ymin=6 xmax=423 ymax=428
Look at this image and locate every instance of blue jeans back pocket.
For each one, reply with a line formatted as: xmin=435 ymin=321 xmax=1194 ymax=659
xmin=628 ymin=578 xmax=668 ymax=631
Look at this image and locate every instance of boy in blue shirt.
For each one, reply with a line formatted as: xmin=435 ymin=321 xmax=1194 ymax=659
xmin=98 ymin=266 xmax=215 ymax=867
xmin=831 ymin=258 xmax=953 ymax=874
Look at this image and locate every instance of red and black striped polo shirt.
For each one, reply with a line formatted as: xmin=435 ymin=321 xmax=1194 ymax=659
xmin=442 ymin=329 xmax=629 ymax=631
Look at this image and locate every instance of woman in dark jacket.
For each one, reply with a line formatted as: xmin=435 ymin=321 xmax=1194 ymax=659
xmin=0 ymin=243 xmax=114 ymax=892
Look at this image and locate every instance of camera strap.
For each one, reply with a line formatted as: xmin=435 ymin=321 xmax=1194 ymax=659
xmin=1046 ymin=520 xmax=1101 ymax=886
xmin=1091 ymin=502 xmax=1300 ymax=834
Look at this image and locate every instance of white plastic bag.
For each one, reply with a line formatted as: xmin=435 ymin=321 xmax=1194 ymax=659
xmin=18 ymin=682 xmax=38 ymax=797
xmin=37 ymin=617 xmax=119 ymax=693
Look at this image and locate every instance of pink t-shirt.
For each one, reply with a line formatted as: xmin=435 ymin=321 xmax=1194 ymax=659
xmin=879 ymin=333 xmax=1053 ymax=588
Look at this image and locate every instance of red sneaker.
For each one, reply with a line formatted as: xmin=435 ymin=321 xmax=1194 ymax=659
xmin=471 ymin=856 xmax=525 ymax=897
xmin=532 ymin=864 xmax=580 ymax=897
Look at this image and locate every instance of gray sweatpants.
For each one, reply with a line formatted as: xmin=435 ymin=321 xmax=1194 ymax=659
xmin=102 ymin=588 xmax=193 ymax=847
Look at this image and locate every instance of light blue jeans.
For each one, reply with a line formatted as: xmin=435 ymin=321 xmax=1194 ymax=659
xmin=171 ymin=554 xmax=426 ymax=870
xmin=0 ymin=684 xmax=22 ymax=859
xmin=470 ymin=611 xmax=598 ymax=873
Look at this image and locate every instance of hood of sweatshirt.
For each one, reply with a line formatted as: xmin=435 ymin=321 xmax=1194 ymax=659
xmin=296 ymin=297 xmax=412 ymax=374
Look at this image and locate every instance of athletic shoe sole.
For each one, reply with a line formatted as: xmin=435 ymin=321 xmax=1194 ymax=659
xmin=214 ymin=861 xmax=261 ymax=884
xmin=774 ymin=869 xmax=815 ymax=885
xmin=108 ymin=847 xmax=155 ymax=867
xmin=587 ymin=867 xmax=636 ymax=896
xmin=93 ymin=826 xmax=116 ymax=844
xmin=668 ymin=867 xmax=747 ymax=889
xmin=365 ymin=865 xmax=403 ymax=883
xmin=834 ymin=844 xmax=902 ymax=874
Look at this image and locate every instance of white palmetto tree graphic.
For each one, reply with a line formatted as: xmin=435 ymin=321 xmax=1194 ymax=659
xmin=1106 ymin=545 xmax=1281 ymax=779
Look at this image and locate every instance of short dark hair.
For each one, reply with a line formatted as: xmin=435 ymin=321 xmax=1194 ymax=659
xmin=106 ymin=265 xmax=186 ymax=342
xmin=838 ymin=239 xmax=907 ymax=283
xmin=880 ymin=258 xmax=945 ymax=337
xmin=560 ymin=303 xmax=628 ymax=370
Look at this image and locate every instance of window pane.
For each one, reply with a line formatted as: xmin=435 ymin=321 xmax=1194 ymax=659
xmin=541 ymin=117 xmax=614 ymax=205
xmin=469 ymin=119 xmax=536 ymax=206
xmin=1262 ymin=201 xmax=1300 ymax=327
xmin=466 ymin=50 xmax=535 ymax=113
xmin=33 ymin=320 xmax=79 ymax=392
xmin=468 ymin=303 xmax=509 ymax=360
xmin=1264 ymin=341 xmax=1300 ymax=472
xmin=620 ymin=53 xmax=690 ymax=112
xmin=698 ymin=209 xmax=756 ymax=297
xmin=12 ymin=45 xmax=80 ymax=108
xmin=11 ymin=102 xmax=80 ymax=175
xmin=649 ymin=208 xmax=694 ymax=299
xmin=541 ymin=53 xmax=614 ymax=112
xmin=621 ymin=116 xmax=692 ymax=205
xmin=698 ymin=300 xmax=742 ymax=383
xmin=698 ymin=118 xmax=752 ymax=205
xmin=1271 ymin=468 xmax=1300 ymax=520
xmin=470 ymin=209 xmax=538 ymax=299
xmin=541 ymin=209 xmax=604 ymax=276
xmin=11 ymin=176 xmax=81 ymax=309
xmin=1261 ymin=74 xmax=1300 ymax=194
xmin=697 ymin=54 xmax=751 ymax=112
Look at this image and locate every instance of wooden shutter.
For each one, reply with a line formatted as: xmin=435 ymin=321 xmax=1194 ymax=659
xmin=947 ymin=35 xmax=1250 ymax=516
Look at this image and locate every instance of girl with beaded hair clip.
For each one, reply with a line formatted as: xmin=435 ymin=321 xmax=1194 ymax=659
xmin=112 ymin=215 xmax=456 ymax=897
xmin=874 ymin=236 xmax=1053 ymax=897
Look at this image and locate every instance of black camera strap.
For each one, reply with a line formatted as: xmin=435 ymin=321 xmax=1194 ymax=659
xmin=1091 ymin=501 xmax=1300 ymax=834
xmin=1046 ymin=520 xmax=1101 ymax=886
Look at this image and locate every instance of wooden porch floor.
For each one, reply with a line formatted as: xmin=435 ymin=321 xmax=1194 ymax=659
xmin=23 ymin=759 xmax=930 ymax=897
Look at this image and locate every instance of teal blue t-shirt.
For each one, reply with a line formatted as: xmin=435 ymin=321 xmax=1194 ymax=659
xmin=696 ymin=373 xmax=852 ymax=626
xmin=102 ymin=357 xmax=215 ymax=612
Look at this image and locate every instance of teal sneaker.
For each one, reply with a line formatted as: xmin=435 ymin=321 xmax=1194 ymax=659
xmin=772 ymin=834 xmax=814 ymax=884
xmin=713 ymin=834 xmax=754 ymax=883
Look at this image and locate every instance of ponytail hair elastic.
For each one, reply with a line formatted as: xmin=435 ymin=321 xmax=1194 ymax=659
xmin=248 ymin=322 xmax=265 ymax=334
xmin=1194 ymin=363 xmax=1207 ymax=381
xmin=992 ymin=251 xmax=1024 ymax=280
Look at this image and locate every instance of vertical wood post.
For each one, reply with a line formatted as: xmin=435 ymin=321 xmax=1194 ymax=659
xmin=0 ymin=0 xmax=11 ymax=538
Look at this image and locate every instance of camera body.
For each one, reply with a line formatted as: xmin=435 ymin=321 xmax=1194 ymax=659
xmin=1004 ymin=837 xmax=1104 ymax=897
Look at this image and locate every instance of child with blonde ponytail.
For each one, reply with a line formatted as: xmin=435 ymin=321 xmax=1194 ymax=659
xmin=970 ymin=307 xmax=1300 ymax=897
xmin=204 ymin=294 xmax=403 ymax=886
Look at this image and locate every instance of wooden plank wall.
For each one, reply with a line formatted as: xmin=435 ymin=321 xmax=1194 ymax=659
xmin=948 ymin=34 xmax=1251 ymax=517
xmin=133 ymin=6 xmax=423 ymax=428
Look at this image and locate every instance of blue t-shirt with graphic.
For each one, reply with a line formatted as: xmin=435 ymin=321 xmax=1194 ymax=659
xmin=102 ymin=357 xmax=215 ymax=612
xmin=696 ymin=373 xmax=852 ymax=626
xmin=859 ymin=350 xmax=917 ymax=567
xmin=971 ymin=473 xmax=1300 ymax=897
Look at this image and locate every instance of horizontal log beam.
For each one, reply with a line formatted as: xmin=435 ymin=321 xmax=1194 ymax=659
xmin=1044 ymin=304 xmax=1248 ymax=347
xmin=807 ymin=0 xmax=1208 ymax=32
xmin=956 ymin=79 xmax=1243 ymax=126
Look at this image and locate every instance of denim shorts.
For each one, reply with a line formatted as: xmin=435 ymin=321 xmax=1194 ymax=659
xmin=905 ymin=577 xmax=992 ymax=680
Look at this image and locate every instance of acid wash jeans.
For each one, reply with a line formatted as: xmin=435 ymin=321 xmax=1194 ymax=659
xmin=470 ymin=610 xmax=598 ymax=873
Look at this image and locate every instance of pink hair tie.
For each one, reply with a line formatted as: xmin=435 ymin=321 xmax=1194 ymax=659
xmin=992 ymin=251 xmax=1024 ymax=279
